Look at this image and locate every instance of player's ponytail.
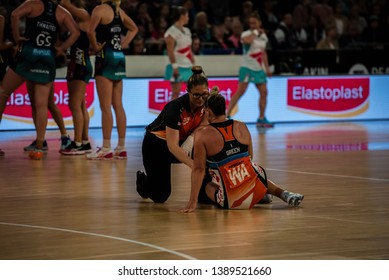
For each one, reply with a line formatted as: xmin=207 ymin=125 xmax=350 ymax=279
xmin=110 ymin=0 xmax=121 ymax=14
xmin=209 ymin=86 xmax=219 ymax=95
xmin=205 ymin=90 xmax=226 ymax=117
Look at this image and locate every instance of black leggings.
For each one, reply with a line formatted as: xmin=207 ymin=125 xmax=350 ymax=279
xmin=141 ymin=131 xmax=179 ymax=203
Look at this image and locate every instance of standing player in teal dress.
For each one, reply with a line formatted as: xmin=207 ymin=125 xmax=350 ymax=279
xmin=226 ymin=12 xmax=273 ymax=127
xmin=60 ymin=0 xmax=93 ymax=155
xmin=0 ymin=0 xmax=79 ymax=157
xmin=164 ymin=6 xmax=195 ymax=100
xmin=87 ymin=0 xmax=138 ymax=160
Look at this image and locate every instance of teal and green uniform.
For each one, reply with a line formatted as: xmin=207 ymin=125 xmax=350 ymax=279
xmin=66 ymin=30 xmax=92 ymax=83
xmin=94 ymin=1 xmax=126 ymax=80
xmin=163 ymin=25 xmax=193 ymax=83
xmin=11 ymin=0 xmax=59 ymax=83
xmin=238 ymin=29 xmax=269 ymax=84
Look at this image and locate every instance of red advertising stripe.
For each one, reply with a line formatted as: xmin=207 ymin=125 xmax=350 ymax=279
xmin=4 ymin=81 xmax=95 ymax=121
xmin=287 ymin=78 xmax=369 ymax=112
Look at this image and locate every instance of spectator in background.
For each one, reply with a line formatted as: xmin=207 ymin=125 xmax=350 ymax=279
xmin=293 ymin=0 xmax=312 ymax=29
xmin=194 ymin=0 xmax=210 ymax=15
xmin=191 ymin=34 xmax=203 ymax=55
xmin=157 ymin=2 xmax=171 ymax=24
xmin=370 ymin=2 xmax=385 ymax=23
xmin=354 ymin=0 xmax=369 ymax=20
xmin=128 ymin=34 xmax=148 ymax=55
xmin=134 ymin=2 xmax=154 ymax=39
xmin=207 ymin=0 xmax=230 ymax=25
xmin=293 ymin=19 xmax=309 ymax=49
xmin=223 ymin=15 xmax=233 ymax=37
xmin=123 ymin=0 xmax=139 ymax=10
xmin=316 ymin=22 xmax=339 ymax=49
xmin=119 ymin=0 xmax=133 ymax=15
xmin=362 ymin=15 xmax=385 ymax=44
xmin=240 ymin=1 xmax=255 ymax=29
xmin=227 ymin=17 xmax=243 ymax=54
xmin=147 ymin=0 xmax=166 ymax=19
xmin=181 ymin=0 xmax=196 ymax=28
xmin=192 ymin=11 xmax=213 ymax=43
xmin=151 ymin=16 xmax=168 ymax=41
xmin=149 ymin=16 xmax=168 ymax=54
xmin=306 ymin=15 xmax=325 ymax=49
xmin=348 ymin=4 xmax=367 ymax=34
xmin=262 ymin=0 xmax=279 ymax=32
xmin=210 ymin=23 xmax=234 ymax=53
xmin=333 ymin=1 xmax=348 ymax=37
xmin=339 ymin=18 xmax=363 ymax=48
xmin=312 ymin=0 xmax=333 ymax=27
xmin=273 ymin=13 xmax=298 ymax=50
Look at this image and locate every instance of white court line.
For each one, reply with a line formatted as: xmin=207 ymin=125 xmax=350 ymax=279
xmin=268 ymin=168 xmax=389 ymax=182
xmin=0 ymin=222 xmax=197 ymax=260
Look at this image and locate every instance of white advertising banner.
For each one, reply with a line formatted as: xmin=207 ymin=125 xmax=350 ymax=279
xmin=1 ymin=75 xmax=388 ymax=131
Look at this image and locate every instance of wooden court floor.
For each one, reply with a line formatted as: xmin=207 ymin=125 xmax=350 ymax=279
xmin=0 ymin=121 xmax=388 ymax=260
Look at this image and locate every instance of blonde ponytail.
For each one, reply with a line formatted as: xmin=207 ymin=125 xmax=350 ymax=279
xmin=112 ymin=0 xmax=121 ymax=13
xmin=210 ymin=86 xmax=220 ymax=95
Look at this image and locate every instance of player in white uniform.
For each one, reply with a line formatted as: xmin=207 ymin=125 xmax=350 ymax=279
xmin=164 ymin=6 xmax=194 ymax=100
xmin=226 ymin=12 xmax=273 ymax=127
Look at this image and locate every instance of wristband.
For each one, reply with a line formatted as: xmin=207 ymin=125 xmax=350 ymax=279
xmin=171 ymin=63 xmax=178 ymax=69
xmin=252 ymin=29 xmax=259 ymax=36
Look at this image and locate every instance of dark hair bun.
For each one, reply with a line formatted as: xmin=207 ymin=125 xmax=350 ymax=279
xmin=191 ymin=65 xmax=204 ymax=75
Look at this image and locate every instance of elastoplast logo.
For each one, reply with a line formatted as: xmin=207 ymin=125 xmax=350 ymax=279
xmin=287 ymin=77 xmax=370 ymax=117
xmin=4 ymin=80 xmax=95 ymax=126
xmin=148 ymin=79 xmax=238 ymax=113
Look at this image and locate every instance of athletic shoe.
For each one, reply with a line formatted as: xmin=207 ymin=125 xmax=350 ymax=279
xmin=60 ymin=141 xmax=85 ymax=155
xmin=0 ymin=149 xmax=4 ymax=157
xmin=256 ymin=117 xmax=274 ymax=128
xmin=86 ymin=147 xmax=113 ymax=160
xmin=24 ymin=140 xmax=48 ymax=151
xmin=282 ymin=191 xmax=304 ymax=207
xmin=257 ymin=194 xmax=273 ymax=204
xmin=81 ymin=142 xmax=92 ymax=153
xmin=114 ymin=147 xmax=127 ymax=159
xmin=136 ymin=170 xmax=149 ymax=198
xmin=60 ymin=135 xmax=71 ymax=151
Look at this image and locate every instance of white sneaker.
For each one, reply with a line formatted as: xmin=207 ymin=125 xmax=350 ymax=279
xmin=283 ymin=191 xmax=304 ymax=207
xmin=114 ymin=147 xmax=127 ymax=159
xmin=86 ymin=147 xmax=113 ymax=160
